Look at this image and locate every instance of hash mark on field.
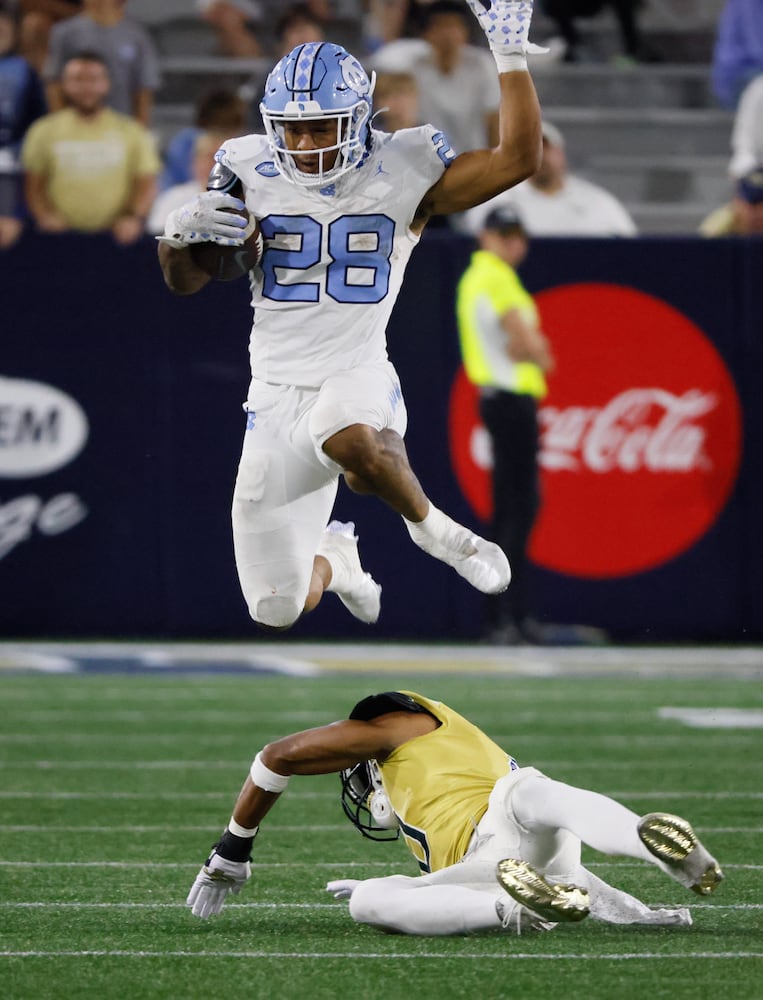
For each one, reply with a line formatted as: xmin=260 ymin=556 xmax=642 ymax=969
xmin=1 ymin=950 xmax=761 ymax=961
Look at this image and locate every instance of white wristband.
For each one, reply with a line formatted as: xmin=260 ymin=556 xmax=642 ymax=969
xmin=228 ymin=816 xmax=259 ymax=838
xmin=492 ymin=51 xmax=528 ymax=72
xmin=251 ymin=751 xmax=291 ymax=793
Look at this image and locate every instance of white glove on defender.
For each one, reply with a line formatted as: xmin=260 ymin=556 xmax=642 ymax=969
xmin=160 ymin=191 xmax=248 ymax=249
xmin=325 ymin=879 xmax=361 ymax=900
xmin=465 ymin=0 xmax=542 ymax=69
xmin=186 ymin=850 xmax=252 ymax=918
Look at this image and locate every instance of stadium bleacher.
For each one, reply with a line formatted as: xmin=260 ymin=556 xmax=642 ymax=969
xmin=137 ymin=0 xmax=731 ymax=236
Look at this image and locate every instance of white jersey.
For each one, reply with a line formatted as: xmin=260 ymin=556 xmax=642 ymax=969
xmin=218 ymin=126 xmax=451 ymax=387
xmin=463 ymin=174 xmax=637 ymax=238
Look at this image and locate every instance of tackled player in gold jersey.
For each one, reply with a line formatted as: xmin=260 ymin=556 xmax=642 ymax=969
xmin=186 ymin=689 xmax=722 ymax=934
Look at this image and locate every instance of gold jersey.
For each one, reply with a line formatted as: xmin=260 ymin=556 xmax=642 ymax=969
xmin=379 ymin=691 xmax=515 ymax=873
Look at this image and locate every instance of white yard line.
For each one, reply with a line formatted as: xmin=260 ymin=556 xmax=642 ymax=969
xmin=0 ymin=950 xmax=760 ymax=960
xmin=1 ymin=901 xmax=760 ymax=910
xmin=3 ymin=759 xmax=763 ymax=771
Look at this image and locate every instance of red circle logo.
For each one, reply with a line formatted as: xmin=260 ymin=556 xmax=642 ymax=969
xmin=449 ymin=283 xmax=743 ymax=578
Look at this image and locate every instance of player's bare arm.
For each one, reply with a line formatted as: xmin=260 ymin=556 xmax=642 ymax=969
xmin=227 ymin=713 xmax=437 ymax=832
xmin=413 ymin=0 xmax=543 ymax=230
xmin=157 ymin=241 xmax=212 ymax=295
xmin=261 ymin=712 xmax=439 ymax=776
xmin=415 ymin=71 xmax=542 ymax=228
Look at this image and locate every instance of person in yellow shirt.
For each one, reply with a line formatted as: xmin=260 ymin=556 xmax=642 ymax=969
xmin=456 ymin=206 xmax=554 ymax=643
xmin=22 ymin=50 xmax=159 ymax=244
xmin=185 ymin=689 xmax=722 ymax=935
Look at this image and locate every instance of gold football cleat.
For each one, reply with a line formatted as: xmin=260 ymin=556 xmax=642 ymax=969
xmin=638 ymin=812 xmax=724 ymax=896
xmin=496 ymin=859 xmax=590 ymax=922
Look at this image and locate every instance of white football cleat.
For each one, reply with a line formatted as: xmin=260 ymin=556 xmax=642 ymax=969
xmin=317 ymin=521 xmax=381 ymax=624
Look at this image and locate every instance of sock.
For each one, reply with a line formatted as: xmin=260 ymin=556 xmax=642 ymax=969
xmin=404 ymin=504 xmax=476 ymax=556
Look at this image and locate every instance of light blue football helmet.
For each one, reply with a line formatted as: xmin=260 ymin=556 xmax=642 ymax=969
xmin=260 ymin=42 xmax=376 ymax=188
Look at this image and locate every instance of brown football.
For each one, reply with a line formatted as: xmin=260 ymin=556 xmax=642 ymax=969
xmin=190 ymin=207 xmax=263 ymax=282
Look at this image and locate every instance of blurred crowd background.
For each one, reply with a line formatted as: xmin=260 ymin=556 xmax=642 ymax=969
xmin=1 ymin=0 xmax=763 ymax=249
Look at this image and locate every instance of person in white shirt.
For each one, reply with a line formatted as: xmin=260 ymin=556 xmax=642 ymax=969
xmin=464 ymin=119 xmax=637 ymax=236
xmin=157 ymin=2 xmax=543 ymax=634
xmin=371 ymin=0 xmax=500 ymax=154
xmin=729 ymin=73 xmax=763 ymax=179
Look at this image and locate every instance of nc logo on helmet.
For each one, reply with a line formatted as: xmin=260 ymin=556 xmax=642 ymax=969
xmin=339 ymin=54 xmax=370 ymax=96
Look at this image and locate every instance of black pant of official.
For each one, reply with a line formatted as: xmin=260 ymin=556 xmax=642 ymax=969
xmin=479 ymin=389 xmax=541 ymax=633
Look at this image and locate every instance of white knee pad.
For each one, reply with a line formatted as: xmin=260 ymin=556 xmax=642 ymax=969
xmin=253 ymin=594 xmax=302 ymax=629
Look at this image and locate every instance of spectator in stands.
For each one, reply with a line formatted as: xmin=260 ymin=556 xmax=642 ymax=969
xmin=371 ymin=0 xmax=500 ymax=153
xmin=712 ymin=0 xmax=763 ymax=110
xmin=196 ymin=0 xmax=262 ymax=58
xmin=197 ymin=1 xmax=342 ymax=59
xmin=148 ymin=130 xmax=225 ymax=236
xmin=158 ymin=87 xmax=246 ymax=193
xmin=274 ymin=2 xmax=326 ymax=54
xmin=363 ymin=0 xmax=433 ymax=52
xmin=372 ymin=71 xmax=419 ymax=132
xmin=238 ymin=4 xmax=327 ymax=132
xmin=0 ymin=5 xmax=47 ymax=249
xmin=463 ymin=120 xmax=637 ymax=236
xmin=17 ymin=0 xmax=81 ymax=74
xmin=542 ymin=0 xmax=657 ymax=64
xmin=44 ymin=0 xmax=160 ymax=126
xmin=456 ymin=206 xmax=554 ymax=645
xmin=699 ymin=164 xmax=763 ymax=236
xmin=729 ymin=72 xmax=763 ymax=178
xmin=22 ymin=50 xmax=159 ymax=243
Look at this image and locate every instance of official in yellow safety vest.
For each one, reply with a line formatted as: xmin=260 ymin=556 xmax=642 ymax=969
xmin=456 ymin=206 xmax=554 ymax=643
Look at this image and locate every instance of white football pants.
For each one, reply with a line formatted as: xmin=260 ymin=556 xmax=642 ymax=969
xmin=343 ymin=768 xmax=691 ymax=935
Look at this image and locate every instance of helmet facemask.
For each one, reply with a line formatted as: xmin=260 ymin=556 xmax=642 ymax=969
xmin=340 ymin=759 xmax=399 ymax=841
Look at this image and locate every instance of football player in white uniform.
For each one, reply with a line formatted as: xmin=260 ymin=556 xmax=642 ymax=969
xmin=158 ymin=1 xmax=544 ymax=632
xmin=186 ymin=690 xmax=723 ymax=933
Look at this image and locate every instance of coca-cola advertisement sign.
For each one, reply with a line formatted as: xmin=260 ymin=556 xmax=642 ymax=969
xmin=449 ymin=283 xmax=743 ymax=578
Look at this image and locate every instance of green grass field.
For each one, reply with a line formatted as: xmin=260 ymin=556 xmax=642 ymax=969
xmin=2 ymin=651 xmax=761 ymax=1000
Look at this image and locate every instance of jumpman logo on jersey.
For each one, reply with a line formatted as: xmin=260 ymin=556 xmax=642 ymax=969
xmin=375 ymin=162 xmax=389 ymax=176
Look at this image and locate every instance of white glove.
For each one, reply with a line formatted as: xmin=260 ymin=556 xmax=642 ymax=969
xmin=186 ymin=849 xmax=252 ymax=918
xmin=160 ymin=191 xmax=249 ymax=249
xmin=325 ymin=878 xmax=361 ymax=900
xmin=465 ymin=0 xmax=543 ymax=70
